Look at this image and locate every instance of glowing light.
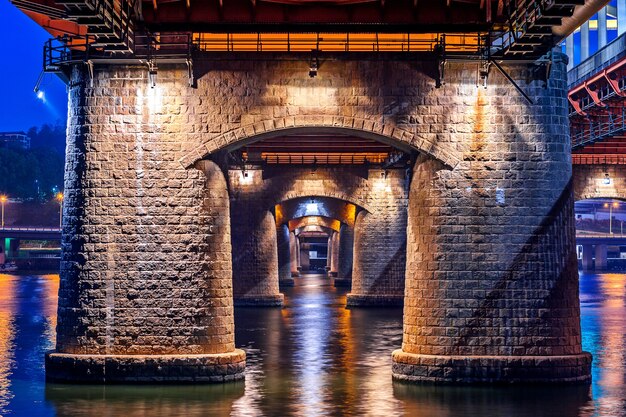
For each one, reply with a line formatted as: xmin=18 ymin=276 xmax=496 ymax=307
xmin=306 ymin=203 xmax=318 ymax=213
xmin=374 ymin=179 xmax=391 ymax=193
xmin=286 ymin=85 xmax=337 ymax=108
xmin=55 ymin=192 xmax=64 ymax=203
xmin=603 ymin=173 xmax=612 ymax=185
xmin=239 ymin=169 xmax=254 ymax=185
xmin=36 ymin=90 xmax=44 ymax=100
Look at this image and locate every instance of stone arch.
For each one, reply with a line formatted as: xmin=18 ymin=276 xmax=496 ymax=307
xmin=179 ymin=117 xmax=461 ymax=169
xmin=576 ymin=192 xmax=626 ymax=201
xmin=288 ymin=216 xmax=342 ymax=233
xmin=275 ymin=195 xmax=361 ymax=227
xmin=274 ymin=193 xmax=371 ymax=217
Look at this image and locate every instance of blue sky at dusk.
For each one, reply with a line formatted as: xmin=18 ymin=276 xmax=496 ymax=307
xmin=0 ymin=1 xmax=68 ymax=132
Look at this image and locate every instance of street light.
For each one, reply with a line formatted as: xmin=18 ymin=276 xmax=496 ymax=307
xmin=0 ymin=195 xmax=6 ymax=229
xmin=603 ymin=201 xmax=619 ymax=235
xmin=56 ymin=192 xmax=64 ymax=229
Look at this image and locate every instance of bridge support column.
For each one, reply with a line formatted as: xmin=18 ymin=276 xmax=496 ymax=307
xmin=392 ymin=57 xmax=591 ymax=384
xmin=325 ymin=234 xmax=332 ymax=273
xmin=334 ymin=223 xmax=354 ymax=287
xmin=347 ymin=170 xmax=407 ymax=306
xmin=289 ymin=231 xmax=299 ymax=277
xmin=0 ymin=239 xmax=5 ymax=265
xmin=299 ymin=242 xmax=310 ymax=272
xmin=295 ymin=235 xmax=302 ymax=272
xmin=581 ymin=244 xmax=594 ymax=271
xmin=329 ymin=231 xmax=339 ymax=277
xmin=231 ymin=207 xmax=284 ymax=306
xmin=46 ymin=88 xmax=245 ymax=383
xmin=8 ymin=239 xmax=20 ymax=258
xmin=595 ymin=244 xmax=608 ymax=271
xmin=277 ymin=224 xmax=294 ymax=287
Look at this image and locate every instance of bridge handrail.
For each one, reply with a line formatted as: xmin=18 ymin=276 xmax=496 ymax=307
xmin=0 ymin=227 xmax=61 ymax=232
xmin=576 ymin=232 xmax=626 ymax=238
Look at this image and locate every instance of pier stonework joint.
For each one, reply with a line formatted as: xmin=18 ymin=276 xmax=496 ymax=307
xmin=391 ymin=351 xmax=592 ymax=384
xmin=45 ymin=350 xmax=246 ymax=384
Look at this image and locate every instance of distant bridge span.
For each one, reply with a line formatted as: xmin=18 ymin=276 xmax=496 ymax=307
xmin=0 ymin=227 xmax=61 ymax=240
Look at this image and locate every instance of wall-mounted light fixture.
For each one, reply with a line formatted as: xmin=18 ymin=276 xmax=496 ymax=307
xmin=148 ymin=60 xmax=158 ymax=88
xmin=306 ymin=198 xmax=318 ymax=213
xmin=309 ymin=49 xmax=319 ymax=78
xmin=33 ymin=70 xmax=46 ymax=101
xmin=477 ymin=61 xmax=490 ymax=89
xmin=603 ymin=172 xmax=612 ymax=185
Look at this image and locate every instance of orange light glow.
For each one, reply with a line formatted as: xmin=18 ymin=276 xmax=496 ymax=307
xmin=193 ymin=32 xmax=480 ymax=53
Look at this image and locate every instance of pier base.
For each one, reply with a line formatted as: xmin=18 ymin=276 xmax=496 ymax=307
xmin=45 ymin=350 xmax=246 ymax=384
xmin=391 ymin=351 xmax=592 ymax=384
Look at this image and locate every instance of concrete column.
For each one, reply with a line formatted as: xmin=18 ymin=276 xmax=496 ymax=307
xmin=231 ymin=206 xmax=284 ymax=306
xmin=619 ymin=0 xmax=626 ymax=36
xmin=581 ymin=21 xmax=590 ymax=61
xmin=595 ymin=244 xmax=608 ymax=271
xmin=329 ymin=231 xmax=339 ymax=277
xmin=46 ymin=83 xmax=245 ymax=384
xmin=392 ymin=55 xmax=590 ymax=384
xmin=289 ymin=231 xmax=299 ymax=277
xmin=8 ymin=239 xmax=20 ymax=258
xmin=598 ymin=7 xmax=608 ymax=49
xmin=566 ymin=35 xmax=574 ymax=70
xmin=334 ymin=223 xmax=354 ymax=287
xmin=277 ymin=224 xmax=294 ymax=287
xmin=581 ymin=244 xmax=594 ymax=271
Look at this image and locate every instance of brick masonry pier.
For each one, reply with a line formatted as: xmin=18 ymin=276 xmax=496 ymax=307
xmin=46 ymin=51 xmax=591 ymax=384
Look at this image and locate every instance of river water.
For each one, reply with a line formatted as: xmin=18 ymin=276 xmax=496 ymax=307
xmin=0 ymin=272 xmax=624 ymax=417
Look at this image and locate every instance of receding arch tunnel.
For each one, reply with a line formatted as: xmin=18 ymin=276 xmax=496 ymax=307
xmin=226 ymin=128 xmax=411 ymax=308
xmin=41 ymin=49 xmax=592 ymax=385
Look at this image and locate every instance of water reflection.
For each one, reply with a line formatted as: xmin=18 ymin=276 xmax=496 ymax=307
xmin=46 ymin=383 xmax=245 ymax=417
xmin=0 ymin=272 xmax=623 ymax=416
xmin=394 ymin=384 xmax=591 ymax=417
xmin=579 ymin=272 xmax=626 ymax=416
xmin=0 ymin=274 xmax=17 ymax=416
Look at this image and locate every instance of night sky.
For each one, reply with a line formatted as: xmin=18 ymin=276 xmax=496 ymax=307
xmin=0 ymin=1 xmax=68 ymax=132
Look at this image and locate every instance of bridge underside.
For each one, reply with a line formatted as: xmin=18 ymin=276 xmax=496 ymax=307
xmin=11 ymin=0 xmax=607 ymax=387
xmin=36 ymin=51 xmax=594 ymax=385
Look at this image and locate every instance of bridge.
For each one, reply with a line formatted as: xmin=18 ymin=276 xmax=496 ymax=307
xmin=0 ymin=227 xmax=61 ymax=240
xmin=0 ymin=227 xmax=61 ymax=266
xmin=10 ymin=0 xmax=611 ymax=386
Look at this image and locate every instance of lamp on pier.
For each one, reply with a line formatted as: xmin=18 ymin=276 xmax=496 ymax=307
xmin=0 ymin=195 xmax=7 ymax=229
xmin=56 ymin=192 xmax=64 ymax=229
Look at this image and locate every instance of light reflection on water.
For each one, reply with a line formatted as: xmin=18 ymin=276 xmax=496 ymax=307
xmin=0 ymin=272 xmax=624 ymax=416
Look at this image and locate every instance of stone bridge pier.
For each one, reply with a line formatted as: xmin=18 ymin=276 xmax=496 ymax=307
xmin=333 ymin=223 xmax=354 ymax=287
xmin=46 ymin=51 xmax=590 ymax=384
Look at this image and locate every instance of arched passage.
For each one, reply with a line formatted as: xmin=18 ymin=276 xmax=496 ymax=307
xmin=575 ymin=198 xmax=626 ymax=271
xmin=224 ymin=126 xmax=413 ymax=307
xmin=46 ymin=54 xmax=591 ymax=385
xmin=180 ymin=122 xmax=460 ymax=170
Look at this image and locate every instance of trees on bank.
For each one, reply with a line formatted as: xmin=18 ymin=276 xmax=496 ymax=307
xmin=0 ymin=123 xmax=65 ymax=201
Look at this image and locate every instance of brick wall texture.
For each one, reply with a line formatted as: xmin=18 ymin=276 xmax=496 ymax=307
xmin=50 ymin=51 xmax=590 ymax=383
xmin=573 ymin=164 xmax=626 ymax=201
xmin=229 ymin=166 xmax=407 ymax=304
